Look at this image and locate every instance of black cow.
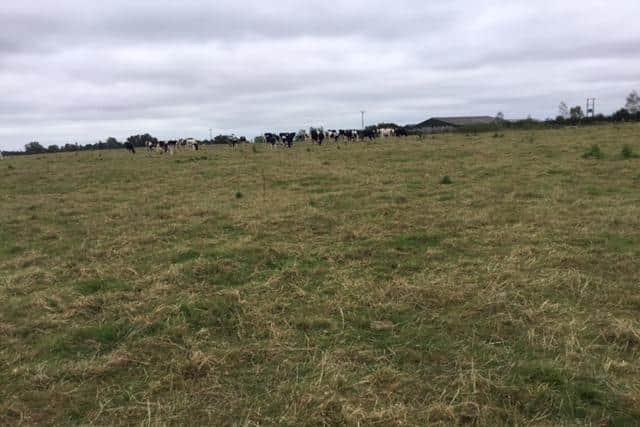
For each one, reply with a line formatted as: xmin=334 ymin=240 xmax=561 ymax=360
xmin=124 ymin=142 xmax=136 ymax=154
xmin=360 ymin=128 xmax=377 ymax=140
xmin=279 ymin=132 xmax=296 ymax=148
xmin=395 ymin=127 xmax=409 ymax=137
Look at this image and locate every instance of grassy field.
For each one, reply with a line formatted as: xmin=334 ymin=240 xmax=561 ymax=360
xmin=1 ymin=124 xmax=640 ymax=426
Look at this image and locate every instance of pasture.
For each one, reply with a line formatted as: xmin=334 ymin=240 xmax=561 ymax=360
xmin=1 ymin=124 xmax=640 ymax=425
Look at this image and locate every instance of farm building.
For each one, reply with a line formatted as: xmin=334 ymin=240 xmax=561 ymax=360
xmin=410 ymin=116 xmax=496 ymax=133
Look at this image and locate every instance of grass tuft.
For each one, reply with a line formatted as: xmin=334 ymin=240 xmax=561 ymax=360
xmin=440 ymin=175 xmax=453 ymax=184
xmin=621 ymin=144 xmax=637 ymax=159
xmin=582 ymin=144 xmax=604 ymax=159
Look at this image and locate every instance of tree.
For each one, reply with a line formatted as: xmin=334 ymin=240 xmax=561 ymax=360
xmin=105 ymin=137 xmax=121 ymax=149
xmin=612 ymin=108 xmax=631 ymax=122
xmin=625 ymin=90 xmax=640 ymax=114
xmin=47 ymin=145 xmax=60 ymax=153
xmin=377 ymin=122 xmax=400 ymax=129
xmin=496 ymin=112 xmax=505 ymax=121
xmin=213 ymin=135 xmax=232 ymax=145
xmin=24 ymin=141 xmax=47 ymax=154
xmin=558 ymin=102 xmax=569 ymax=119
xmin=570 ymin=106 xmax=584 ymax=120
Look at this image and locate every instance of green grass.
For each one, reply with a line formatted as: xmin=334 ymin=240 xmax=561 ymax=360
xmin=1 ymin=124 xmax=640 ymax=425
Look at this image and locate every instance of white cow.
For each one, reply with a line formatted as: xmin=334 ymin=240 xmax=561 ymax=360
xmin=185 ymin=138 xmax=200 ymax=151
xmin=378 ymin=128 xmax=396 ymax=138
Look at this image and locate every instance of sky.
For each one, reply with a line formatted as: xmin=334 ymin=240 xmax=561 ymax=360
xmin=1 ymin=0 xmax=639 ymax=150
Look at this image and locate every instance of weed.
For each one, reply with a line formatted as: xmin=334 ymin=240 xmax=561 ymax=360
xmin=74 ymin=278 xmax=131 ymax=295
xmin=582 ymin=144 xmax=603 ymax=159
xmin=621 ymin=144 xmax=637 ymax=159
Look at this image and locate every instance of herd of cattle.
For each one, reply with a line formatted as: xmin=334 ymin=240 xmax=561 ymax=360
xmin=264 ymin=127 xmax=408 ymax=148
xmin=124 ymin=127 xmax=408 ymax=154
xmin=124 ymin=138 xmax=201 ymax=154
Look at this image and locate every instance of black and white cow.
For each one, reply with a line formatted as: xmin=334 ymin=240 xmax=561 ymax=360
xmin=229 ymin=134 xmax=239 ymax=149
xmin=124 ymin=142 xmax=136 ymax=154
xmin=264 ymin=133 xmax=280 ymax=148
xmin=310 ymin=128 xmax=325 ymax=145
xmin=338 ymin=129 xmax=358 ymax=142
xmin=161 ymin=140 xmax=177 ymax=154
xmin=326 ymin=129 xmax=339 ymax=142
xmin=279 ymin=132 xmax=296 ymax=148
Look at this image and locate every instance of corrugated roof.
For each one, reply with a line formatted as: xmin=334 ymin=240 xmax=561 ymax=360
xmin=433 ymin=116 xmax=496 ymax=126
xmin=413 ymin=116 xmax=496 ymax=128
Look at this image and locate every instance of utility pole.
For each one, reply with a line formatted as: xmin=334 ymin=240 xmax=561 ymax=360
xmin=586 ymin=98 xmax=596 ymax=118
xmin=360 ymin=111 xmax=365 ymax=129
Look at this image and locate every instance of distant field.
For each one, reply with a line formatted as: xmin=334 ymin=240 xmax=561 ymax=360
xmin=1 ymin=124 xmax=640 ymax=425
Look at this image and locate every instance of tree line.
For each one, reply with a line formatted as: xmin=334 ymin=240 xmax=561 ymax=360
xmin=1 ymin=133 xmax=248 ymax=157
xmin=439 ymin=90 xmax=640 ymax=134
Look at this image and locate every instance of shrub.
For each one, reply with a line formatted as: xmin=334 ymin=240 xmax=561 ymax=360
xmin=582 ymin=145 xmax=603 ymax=159
xmin=440 ymin=176 xmax=453 ymax=185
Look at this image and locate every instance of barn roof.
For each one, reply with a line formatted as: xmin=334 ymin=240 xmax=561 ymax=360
xmin=413 ymin=116 xmax=496 ymax=128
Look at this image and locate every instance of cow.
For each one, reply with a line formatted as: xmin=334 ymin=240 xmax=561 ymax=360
xmin=229 ymin=135 xmax=239 ymax=149
xmin=264 ymin=133 xmax=280 ymax=148
xmin=395 ymin=127 xmax=409 ymax=137
xmin=360 ymin=128 xmax=378 ymax=140
xmin=158 ymin=140 xmax=177 ymax=154
xmin=378 ymin=128 xmax=395 ymax=138
xmin=338 ymin=129 xmax=358 ymax=142
xmin=124 ymin=142 xmax=136 ymax=154
xmin=310 ymin=128 xmax=325 ymax=146
xmin=326 ymin=130 xmax=339 ymax=142
xmin=185 ymin=138 xmax=199 ymax=150
xmin=279 ymin=132 xmax=296 ymax=148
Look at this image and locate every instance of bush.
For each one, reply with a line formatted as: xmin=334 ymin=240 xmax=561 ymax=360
xmin=582 ymin=145 xmax=603 ymax=159
xmin=621 ymin=145 xmax=637 ymax=159
xmin=440 ymin=176 xmax=453 ymax=185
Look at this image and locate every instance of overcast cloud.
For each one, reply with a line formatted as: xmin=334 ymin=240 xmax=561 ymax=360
xmin=1 ymin=0 xmax=639 ymax=149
